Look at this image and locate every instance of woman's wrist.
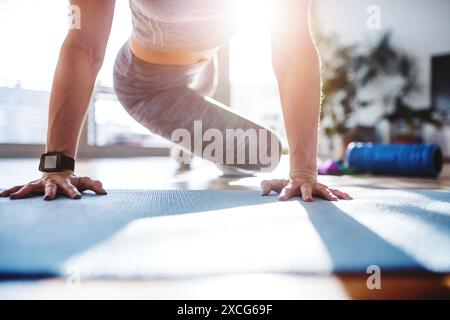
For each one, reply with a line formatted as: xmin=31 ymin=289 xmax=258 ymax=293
xmin=288 ymin=149 xmax=317 ymax=177
xmin=43 ymin=169 xmax=75 ymax=178
xmin=45 ymin=146 xmax=76 ymax=160
xmin=289 ymin=151 xmax=318 ymax=182
xmin=289 ymin=168 xmax=317 ymax=183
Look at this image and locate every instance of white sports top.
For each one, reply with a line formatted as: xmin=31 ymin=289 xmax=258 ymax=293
xmin=129 ymin=0 xmax=239 ymax=51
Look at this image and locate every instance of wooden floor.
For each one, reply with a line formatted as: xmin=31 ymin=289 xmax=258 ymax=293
xmin=1 ymin=156 xmax=450 ymax=300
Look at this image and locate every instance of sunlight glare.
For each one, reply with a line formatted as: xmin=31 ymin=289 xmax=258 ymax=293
xmin=230 ymin=0 xmax=278 ymax=85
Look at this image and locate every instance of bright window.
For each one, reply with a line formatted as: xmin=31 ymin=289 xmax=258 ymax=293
xmin=0 ymin=0 xmax=66 ymax=144
xmin=229 ymin=0 xmax=285 ymax=140
xmin=0 ymin=0 xmax=166 ymax=149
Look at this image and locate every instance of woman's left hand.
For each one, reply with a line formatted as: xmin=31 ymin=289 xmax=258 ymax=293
xmin=260 ymin=178 xmax=352 ymax=202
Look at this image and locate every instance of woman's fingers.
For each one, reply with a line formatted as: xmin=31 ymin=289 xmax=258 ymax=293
xmin=279 ymin=181 xmax=300 ymax=201
xmin=43 ymin=180 xmax=58 ymax=201
xmin=57 ymin=179 xmax=82 ymax=199
xmin=9 ymin=183 xmax=42 ymax=200
xmin=300 ymin=183 xmax=314 ymax=202
xmin=91 ymin=179 xmax=107 ymax=195
xmin=2 ymin=175 xmax=106 ymax=201
xmin=317 ymin=185 xmax=338 ymax=201
xmin=0 ymin=185 xmax=23 ymax=197
xmin=329 ymin=188 xmax=352 ymax=200
xmin=260 ymin=179 xmax=288 ymax=196
xmin=77 ymin=177 xmax=107 ymax=195
xmin=261 ymin=178 xmax=352 ymax=203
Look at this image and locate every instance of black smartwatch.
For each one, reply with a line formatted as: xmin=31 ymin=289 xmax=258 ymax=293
xmin=39 ymin=152 xmax=75 ymax=173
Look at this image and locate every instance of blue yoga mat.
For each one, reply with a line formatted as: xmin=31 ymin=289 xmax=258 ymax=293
xmin=0 ymin=189 xmax=449 ymax=278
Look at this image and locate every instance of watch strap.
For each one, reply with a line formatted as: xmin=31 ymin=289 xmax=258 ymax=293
xmin=61 ymin=154 xmax=75 ymax=171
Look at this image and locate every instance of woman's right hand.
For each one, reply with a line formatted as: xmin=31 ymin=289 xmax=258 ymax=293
xmin=0 ymin=172 xmax=107 ymax=201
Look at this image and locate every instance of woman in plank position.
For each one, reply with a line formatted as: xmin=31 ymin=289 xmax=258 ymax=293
xmin=1 ymin=0 xmax=351 ymax=202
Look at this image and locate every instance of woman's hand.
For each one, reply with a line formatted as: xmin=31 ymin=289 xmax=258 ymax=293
xmin=0 ymin=172 xmax=107 ymax=201
xmin=260 ymin=178 xmax=352 ymax=202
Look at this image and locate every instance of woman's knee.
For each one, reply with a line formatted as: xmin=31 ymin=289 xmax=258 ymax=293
xmin=220 ymin=128 xmax=282 ymax=172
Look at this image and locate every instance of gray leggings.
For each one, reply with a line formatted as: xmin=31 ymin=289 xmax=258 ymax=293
xmin=113 ymin=41 xmax=281 ymax=172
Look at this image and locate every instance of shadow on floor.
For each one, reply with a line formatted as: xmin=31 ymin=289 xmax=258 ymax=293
xmin=305 ymin=201 xmax=424 ymax=272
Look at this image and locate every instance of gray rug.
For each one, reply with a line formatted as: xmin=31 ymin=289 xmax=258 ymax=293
xmin=0 ymin=189 xmax=449 ymax=278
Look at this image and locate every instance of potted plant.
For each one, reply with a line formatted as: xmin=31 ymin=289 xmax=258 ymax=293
xmin=316 ymin=31 xmax=442 ymax=157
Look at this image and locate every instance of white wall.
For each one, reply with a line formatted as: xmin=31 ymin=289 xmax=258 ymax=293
xmin=314 ymin=0 xmax=450 ymax=107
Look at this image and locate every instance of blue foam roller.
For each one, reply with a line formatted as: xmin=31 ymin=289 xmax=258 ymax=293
xmin=345 ymin=143 xmax=443 ymax=178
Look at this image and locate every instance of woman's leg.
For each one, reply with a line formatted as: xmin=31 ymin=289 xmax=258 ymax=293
xmin=113 ymin=42 xmax=281 ymax=172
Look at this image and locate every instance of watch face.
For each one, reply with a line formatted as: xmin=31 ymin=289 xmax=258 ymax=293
xmin=44 ymin=155 xmax=58 ymax=169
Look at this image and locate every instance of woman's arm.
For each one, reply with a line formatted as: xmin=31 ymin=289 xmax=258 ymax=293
xmin=1 ymin=0 xmax=115 ymax=200
xmin=262 ymin=0 xmax=351 ymax=201
xmin=47 ymin=0 xmax=116 ymax=158
xmin=271 ymin=0 xmax=319 ymax=180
